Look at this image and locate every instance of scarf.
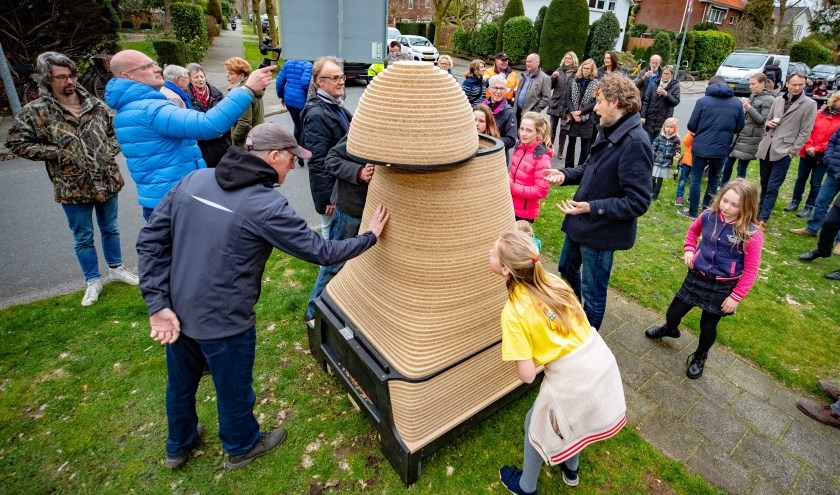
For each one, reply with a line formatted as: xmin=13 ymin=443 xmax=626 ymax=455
xmin=484 ymin=98 xmax=508 ymax=116
xmin=316 ymin=88 xmax=345 ymax=108
xmin=569 ymin=78 xmax=596 ymax=110
xmin=163 ymin=81 xmax=193 ymax=109
xmin=316 ymin=88 xmax=350 ymax=129
xmin=191 ymin=84 xmax=210 ymax=108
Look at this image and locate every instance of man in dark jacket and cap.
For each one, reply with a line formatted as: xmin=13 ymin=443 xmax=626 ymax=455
xmin=679 ymin=76 xmax=745 ymax=219
xmin=544 ymin=73 xmax=653 ymax=331
xmin=136 ymin=123 xmax=389 ymax=472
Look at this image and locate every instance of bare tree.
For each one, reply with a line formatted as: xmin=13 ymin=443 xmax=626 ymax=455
xmin=772 ymin=0 xmax=803 ymax=50
xmin=431 ymin=0 xmax=455 ymax=44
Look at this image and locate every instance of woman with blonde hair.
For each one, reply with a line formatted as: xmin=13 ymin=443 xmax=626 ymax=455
xmin=548 ymin=51 xmax=578 ymax=158
xmin=224 ymin=57 xmax=264 ymax=148
xmin=564 ymin=58 xmax=598 ymax=168
xmin=438 ymin=55 xmax=454 ymax=74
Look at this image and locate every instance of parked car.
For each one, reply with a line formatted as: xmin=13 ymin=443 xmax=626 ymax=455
xmin=397 ymin=35 xmax=439 ymax=63
xmin=715 ymin=51 xmax=789 ymax=96
xmin=809 ymin=64 xmax=840 ymax=90
xmin=788 ymin=62 xmax=810 ymax=77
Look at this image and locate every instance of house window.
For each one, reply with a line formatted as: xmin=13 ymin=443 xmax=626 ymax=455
xmin=588 ymin=0 xmax=605 ymax=9
xmin=794 ymin=24 xmax=803 ymax=40
xmin=425 ymin=0 xmax=431 ymax=7
xmin=608 ymin=0 xmax=616 ymax=10
xmin=729 ymin=16 xmax=736 ymax=24
xmin=707 ymin=7 xmax=726 ymax=24
xmin=407 ymin=0 xmax=413 ymax=9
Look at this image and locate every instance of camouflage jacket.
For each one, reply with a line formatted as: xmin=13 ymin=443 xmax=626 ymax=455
xmin=5 ymin=85 xmax=123 ymax=204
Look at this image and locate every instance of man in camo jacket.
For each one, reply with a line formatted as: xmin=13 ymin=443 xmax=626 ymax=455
xmin=6 ymin=51 xmax=139 ymax=307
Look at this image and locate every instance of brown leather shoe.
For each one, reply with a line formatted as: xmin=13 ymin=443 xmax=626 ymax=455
xmin=818 ymin=380 xmax=840 ymax=402
xmin=789 ymin=227 xmax=817 ymax=236
xmin=797 ymin=400 xmax=840 ymax=429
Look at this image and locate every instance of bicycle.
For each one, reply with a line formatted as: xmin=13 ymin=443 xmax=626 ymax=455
xmin=77 ymin=53 xmax=113 ymax=99
xmin=676 ymin=61 xmax=695 ymax=89
xmin=4 ymin=52 xmax=39 ymax=104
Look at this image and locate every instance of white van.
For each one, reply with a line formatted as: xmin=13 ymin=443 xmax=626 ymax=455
xmin=715 ymin=51 xmax=789 ymax=95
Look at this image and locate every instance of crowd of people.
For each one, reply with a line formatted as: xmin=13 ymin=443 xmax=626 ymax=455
xmin=5 ymin=45 xmax=840 ymax=490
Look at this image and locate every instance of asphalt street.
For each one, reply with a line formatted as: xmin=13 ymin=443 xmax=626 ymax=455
xmin=0 ymin=70 xmax=701 ymax=309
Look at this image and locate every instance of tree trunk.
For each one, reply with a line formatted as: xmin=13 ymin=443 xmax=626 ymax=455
xmin=432 ymin=0 xmax=454 ymax=45
xmin=265 ymin=0 xmax=278 ymax=46
xmin=163 ymin=0 xmax=172 ymax=36
xmin=252 ymin=0 xmax=260 ymax=35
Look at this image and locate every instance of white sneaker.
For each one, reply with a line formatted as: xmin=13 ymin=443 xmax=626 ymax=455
xmin=81 ymin=279 xmax=103 ymax=307
xmin=108 ymin=266 xmax=139 ymax=285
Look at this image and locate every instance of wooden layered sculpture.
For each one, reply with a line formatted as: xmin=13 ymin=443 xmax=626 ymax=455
xmin=308 ymin=61 xmax=535 ymax=485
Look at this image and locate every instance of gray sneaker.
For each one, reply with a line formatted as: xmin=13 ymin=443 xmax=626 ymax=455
xmin=226 ymin=427 xmax=287 ymax=470
xmin=108 ymin=265 xmax=139 ymax=285
xmin=81 ymin=279 xmax=103 ymax=307
xmin=164 ymin=423 xmax=206 ymax=469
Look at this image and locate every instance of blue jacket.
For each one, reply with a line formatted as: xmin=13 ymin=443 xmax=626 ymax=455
xmin=559 ymin=112 xmax=653 ymax=251
xmin=275 ymin=60 xmax=313 ymax=110
xmin=687 ymin=83 xmax=745 ymax=159
xmin=825 ymin=126 xmax=840 ymax=180
xmin=104 ymin=77 xmax=252 ymax=208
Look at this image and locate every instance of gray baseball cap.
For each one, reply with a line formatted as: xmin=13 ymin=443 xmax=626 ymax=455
xmin=245 ymin=123 xmax=312 ymax=160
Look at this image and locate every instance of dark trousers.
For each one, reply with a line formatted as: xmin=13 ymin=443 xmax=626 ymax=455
xmin=688 ymin=155 xmax=725 ymax=216
xmin=790 ymin=154 xmax=826 ymax=208
xmin=652 ymin=177 xmax=664 ymax=199
xmin=817 ymin=205 xmax=840 ymax=255
xmin=664 ymin=298 xmax=723 ymax=353
xmin=549 ymin=114 xmax=568 ymax=158
xmin=758 ymin=155 xmax=793 ymax=222
xmin=288 ymin=106 xmax=303 ymax=144
xmin=720 ymin=156 xmax=751 ymax=184
xmin=165 ymin=327 xmax=261 ymax=457
xmin=565 ymin=136 xmax=591 ymax=168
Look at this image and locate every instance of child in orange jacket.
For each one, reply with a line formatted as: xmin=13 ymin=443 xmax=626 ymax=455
xmin=675 ymin=131 xmax=694 ymax=206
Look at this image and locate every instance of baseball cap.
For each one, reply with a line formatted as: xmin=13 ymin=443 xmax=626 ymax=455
xmin=495 ymin=52 xmax=509 ymax=61
xmin=245 ymin=123 xmax=312 ymax=160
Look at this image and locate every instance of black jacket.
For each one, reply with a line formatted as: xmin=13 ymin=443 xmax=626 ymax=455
xmin=136 ymin=146 xmax=376 ymax=340
xmin=547 ymin=65 xmax=576 ymax=118
xmin=558 ymin=112 xmax=653 ymax=251
xmin=326 ymin=136 xmax=369 ymax=218
xmin=189 ymin=83 xmax=232 ymax=168
xmin=687 ymin=83 xmax=746 ymax=158
xmin=640 ymin=78 xmax=681 ymax=135
xmin=301 ymin=95 xmax=352 ymax=213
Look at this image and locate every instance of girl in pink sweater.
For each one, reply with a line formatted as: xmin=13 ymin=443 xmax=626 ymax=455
xmin=644 ymin=179 xmax=764 ymax=379
xmin=510 ymin=112 xmax=553 ymax=222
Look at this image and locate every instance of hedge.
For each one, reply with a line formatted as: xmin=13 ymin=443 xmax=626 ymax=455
xmin=473 ymin=22 xmax=499 ymax=58
xmin=503 ymin=16 xmax=534 ymax=64
xmin=171 ymin=2 xmax=209 ymax=62
xmin=152 ymin=39 xmax=187 ymax=66
xmin=540 ymin=0 xmax=588 ymax=72
xmin=206 ymin=0 xmax=223 ymax=24
xmin=650 ymin=31 xmax=673 ymax=65
xmin=497 ymin=0 xmax=524 ymax=52
xmin=532 ymin=6 xmax=547 ymax=53
xmin=789 ymin=39 xmax=833 ymax=67
xmin=692 ymin=30 xmax=734 ymax=75
xmin=675 ymin=30 xmax=696 ymax=71
xmin=427 ymin=22 xmax=436 ymax=44
xmin=628 ymin=23 xmax=647 ymax=37
xmin=396 ymin=22 xmax=425 ymax=37
xmin=452 ymin=29 xmax=473 ymax=53
xmin=121 ymin=19 xmax=134 ymax=29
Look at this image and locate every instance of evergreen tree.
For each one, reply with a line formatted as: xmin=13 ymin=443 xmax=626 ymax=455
xmin=497 ymin=0 xmax=525 ymax=53
xmin=207 ymin=0 xmax=224 ymax=24
xmin=586 ymin=12 xmax=621 ymax=60
xmin=531 ymin=6 xmax=548 ymax=54
xmin=539 ymin=0 xmax=589 ymax=71
xmin=742 ymin=0 xmax=774 ymax=31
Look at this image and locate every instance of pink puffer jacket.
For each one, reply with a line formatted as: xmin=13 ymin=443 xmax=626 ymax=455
xmin=509 ymin=141 xmax=553 ymax=220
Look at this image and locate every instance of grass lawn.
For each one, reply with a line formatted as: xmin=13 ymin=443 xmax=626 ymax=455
xmin=240 ymin=21 xmax=283 ymax=74
xmin=534 ymin=156 xmax=840 ymax=394
xmin=0 ymin=256 xmax=723 ymax=494
xmin=117 ymin=33 xmax=156 ymax=60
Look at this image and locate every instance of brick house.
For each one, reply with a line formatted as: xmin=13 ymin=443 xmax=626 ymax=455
xmin=634 ymin=0 xmax=745 ymax=35
xmin=389 ymin=0 xmax=435 ymax=25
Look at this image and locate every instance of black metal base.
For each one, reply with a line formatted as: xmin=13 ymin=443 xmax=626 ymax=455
xmin=308 ymin=293 xmax=539 ymax=486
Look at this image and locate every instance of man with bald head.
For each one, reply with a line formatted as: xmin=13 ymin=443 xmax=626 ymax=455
xmin=105 ymin=50 xmax=275 ymax=220
xmin=634 ymin=54 xmax=663 ymax=99
xmin=514 ymin=53 xmax=551 ymax=123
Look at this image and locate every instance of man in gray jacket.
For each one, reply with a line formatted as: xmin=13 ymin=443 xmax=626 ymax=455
xmin=514 ymin=53 xmax=551 ymax=123
xmin=137 ymin=123 xmax=389 ymax=471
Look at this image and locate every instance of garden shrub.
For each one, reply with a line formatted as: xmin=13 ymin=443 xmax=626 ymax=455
xmin=452 ymin=29 xmax=473 ymax=53
xmin=628 ymin=23 xmax=647 ymax=38
xmin=497 ymin=0 xmax=524 ymax=52
xmin=540 ymin=0 xmax=588 ymax=72
xmin=789 ymin=39 xmax=833 ymax=67
xmin=121 ymin=19 xmax=134 ymax=29
xmin=473 ymin=22 xmax=499 ymax=58
xmin=692 ymin=30 xmax=735 ymax=75
xmin=503 ymin=16 xmax=534 ymax=63
xmin=152 ymin=39 xmax=187 ymax=66
xmin=206 ymin=15 xmax=220 ymax=40
xmin=171 ymin=2 xmax=209 ymax=62
xmin=396 ymin=22 xmax=425 ymax=36
xmin=139 ymin=21 xmax=153 ymax=30
xmin=692 ymin=21 xmax=718 ymax=31
xmin=586 ymin=11 xmax=621 ymax=60
xmin=532 ymin=5 xmax=547 ymax=53
xmin=650 ymin=31 xmax=673 ymax=65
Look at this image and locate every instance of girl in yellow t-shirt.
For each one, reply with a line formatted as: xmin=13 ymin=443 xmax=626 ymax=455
xmin=490 ymin=231 xmax=626 ymax=495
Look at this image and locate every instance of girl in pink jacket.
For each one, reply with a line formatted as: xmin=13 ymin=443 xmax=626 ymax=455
xmin=510 ymin=112 xmax=553 ymax=222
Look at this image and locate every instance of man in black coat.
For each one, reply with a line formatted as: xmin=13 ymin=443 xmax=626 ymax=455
xmin=545 ymin=73 xmax=653 ymax=330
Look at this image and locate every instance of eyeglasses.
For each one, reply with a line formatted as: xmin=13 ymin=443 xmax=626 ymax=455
xmin=318 ymin=74 xmax=346 ymax=83
xmin=126 ymin=61 xmax=159 ymax=73
xmin=491 ymin=87 xmax=506 ymax=92
xmin=52 ymin=75 xmax=76 ymax=81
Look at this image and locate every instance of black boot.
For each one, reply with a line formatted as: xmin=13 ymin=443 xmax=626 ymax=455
xmin=796 ymin=205 xmax=814 ymax=219
xmin=644 ymin=324 xmax=681 ymax=339
xmin=686 ymin=350 xmax=708 ymax=379
xmin=783 ymin=202 xmax=800 ymax=212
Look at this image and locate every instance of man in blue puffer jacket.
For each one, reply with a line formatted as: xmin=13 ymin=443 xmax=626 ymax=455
xmin=106 ymin=50 xmax=275 ymax=220
xmin=275 ymin=59 xmax=313 ymax=145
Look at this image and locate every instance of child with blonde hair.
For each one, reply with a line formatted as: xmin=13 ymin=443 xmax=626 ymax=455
xmin=510 ymin=112 xmax=553 ymax=223
xmin=650 ymin=117 xmax=680 ymax=201
xmin=491 ymin=231 xmax=626 ymax=494
xmin=645 ymin=179 xmax=764 ymax=379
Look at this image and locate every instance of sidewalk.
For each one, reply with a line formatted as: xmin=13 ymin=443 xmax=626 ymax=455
xmin=598 ymin=289 xmax=840 ymax=494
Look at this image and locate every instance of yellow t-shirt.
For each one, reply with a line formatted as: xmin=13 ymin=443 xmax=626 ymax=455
xmin=500 ymin=282 xmax=593 ymax=365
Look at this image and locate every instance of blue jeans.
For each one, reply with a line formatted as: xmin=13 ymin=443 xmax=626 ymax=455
xmin=558 ymin=236 xmax=615 ymax=330
xmin=306 ymin=208 xmax=362 ymax=319
xmin=758 ymin=156 xmax=792 ymax=222
xmin=688 ymin=155 xmax=724 ymax=217
xmin=165 ymin=327 xmax=260 ymax=457
xmin=142 ymin=206 xmax=155 ymax=222
xmin=790 ymin=155 xmax=826 ymax=207
xmin=676 ymin=164 xmax=691 ymax=199
xmin=720 ymin=156 xmax=751 ymax=184
xmin=61 ymin=195 xmax=122 ymax=282
xmin=807 ymin=174 xmax=840 ymax=235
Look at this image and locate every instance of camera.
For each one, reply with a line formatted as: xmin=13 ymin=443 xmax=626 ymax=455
xmin=258 ymin=37 xmax=281 ymax=69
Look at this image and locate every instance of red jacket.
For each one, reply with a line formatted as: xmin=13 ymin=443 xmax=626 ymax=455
xmin=800 ymin=109 xmax=840 ymax=157
xmin=509 ymin=141 xmax=552 ymax=220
